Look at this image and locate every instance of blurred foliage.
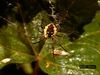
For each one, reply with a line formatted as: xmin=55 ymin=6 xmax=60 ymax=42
xmin=0 ymin=0 xmax=100 ymax=75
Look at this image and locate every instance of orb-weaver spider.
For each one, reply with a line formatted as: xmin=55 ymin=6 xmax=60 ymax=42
xmin=43 ymin=23 xmax=57 ymax=38
xmin=35 ymin=21 xmax=71 ymax=56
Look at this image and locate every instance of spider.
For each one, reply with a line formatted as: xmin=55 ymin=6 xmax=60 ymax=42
xmin=39 ymin=22 xmax=71 ymax=56
xmin=43 ymin=23 xmax=58 ymax=38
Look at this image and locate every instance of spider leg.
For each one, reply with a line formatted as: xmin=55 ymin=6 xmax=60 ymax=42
xmin=52 ymin=36 xmax=70 ymax=53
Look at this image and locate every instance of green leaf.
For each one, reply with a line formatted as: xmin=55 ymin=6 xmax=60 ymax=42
xmin=38 ymin=11 xmax=100 ymax=75
xmin=0 ymin=23 xmax=34 ymax=68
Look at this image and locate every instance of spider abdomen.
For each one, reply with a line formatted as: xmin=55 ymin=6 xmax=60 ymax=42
xmin=44 ymin=23 xmax=57 ymax=38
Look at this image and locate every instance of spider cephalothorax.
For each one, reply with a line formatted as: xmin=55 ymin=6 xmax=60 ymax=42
xmin=43 ymin=23 xmax=57 ymax=38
